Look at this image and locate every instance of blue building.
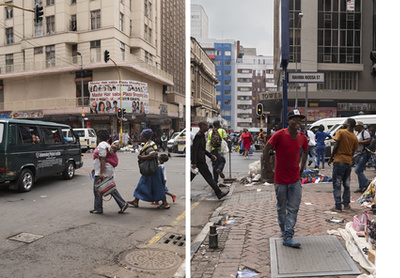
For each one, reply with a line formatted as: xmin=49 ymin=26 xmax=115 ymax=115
xmin=200 ymin=39 xmax=236 ymax=128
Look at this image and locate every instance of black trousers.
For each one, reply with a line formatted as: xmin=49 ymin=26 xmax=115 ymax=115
xmin=191 ymin=162 xmax=222 ymax=195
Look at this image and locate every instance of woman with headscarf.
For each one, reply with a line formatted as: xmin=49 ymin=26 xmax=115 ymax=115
xmin=128 ymin=129 xmax=170 ymax=209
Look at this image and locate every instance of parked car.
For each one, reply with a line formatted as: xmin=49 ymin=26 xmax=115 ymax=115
xmin=63 ymin=128 xmax=96 ymax=153
xmin=167 ymin=132 xmax=180 ymax=153
xmin=0 ymin=119 xmax=83 ymax=192
xmin=309 ymin=117 xmax=344 ymax=134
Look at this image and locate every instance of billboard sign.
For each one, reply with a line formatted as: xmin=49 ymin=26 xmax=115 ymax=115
xmin=89 ymin=80 xmax=148 ymax=114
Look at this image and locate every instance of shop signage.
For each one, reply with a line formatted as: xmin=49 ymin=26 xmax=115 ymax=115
xmin=288 ymin=72 xmax=325 ymax=83
xmin=259 ymin=92 xmax=282 ymax=100
xmin=160 ymin=104 xmax=168 ymax=115
xmin=12 ymin=110 xmax=44 ymax=119
xmin=89 ymin=80 xmax=148 ymax=114
xmin=288 ymin=107 xmax=337 ymax=121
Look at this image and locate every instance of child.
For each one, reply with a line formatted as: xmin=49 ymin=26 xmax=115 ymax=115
xmin=93 ymin=140 xmax=120 ymax=167
xmin=156 ymin=153 xmax=176 ymax=203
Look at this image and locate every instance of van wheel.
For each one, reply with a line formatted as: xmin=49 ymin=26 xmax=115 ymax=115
xmin=17 ymin=169 xmax=34 ymax=192
xmin=63 ymin=161 xmax=75 ymax=179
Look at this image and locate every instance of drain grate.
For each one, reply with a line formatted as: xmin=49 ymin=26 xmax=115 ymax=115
xmin=9 ymin=232 xmax=43 ymax=243
xmin=157 ymin=232 xmax=185 ymax=247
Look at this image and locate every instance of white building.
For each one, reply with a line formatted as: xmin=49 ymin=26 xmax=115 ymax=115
xmin=191 ymin=4 xmax=208 ymax=40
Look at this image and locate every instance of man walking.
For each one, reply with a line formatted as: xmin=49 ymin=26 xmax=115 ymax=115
xmin=307 ymin=126 xmax=318 ymax=167
xmin=263 ymin=110 xmax=308 ymax=248
xmin=191 ymin=121 xmax=229 ymax=200
xmin=328 ymin=118 xmax=359 ymax=212
xmin=353 ymin=121 xmax=371 ymax=193
xmin=161 ymin=132 xmax=168 ymax=152
xmin=207 ymin=120 xmax=228 ymax=184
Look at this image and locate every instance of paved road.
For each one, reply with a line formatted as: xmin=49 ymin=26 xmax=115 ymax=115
xmin=0 ymin=151 xmax=186 ymax=278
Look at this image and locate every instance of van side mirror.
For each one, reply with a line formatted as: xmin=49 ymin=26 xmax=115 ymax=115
xmin=8 ymin=124 xmax=16 ymax=145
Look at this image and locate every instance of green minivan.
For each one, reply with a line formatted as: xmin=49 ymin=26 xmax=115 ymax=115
xmin=0 ymin=119 xmax=83 ymax=192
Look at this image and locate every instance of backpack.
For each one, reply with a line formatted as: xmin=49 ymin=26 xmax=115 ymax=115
xmin=211 ymin=128 xmax=222 ymax=148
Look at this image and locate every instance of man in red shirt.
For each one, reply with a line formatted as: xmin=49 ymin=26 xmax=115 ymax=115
xmin=263 ymin=110 xmax=308 ymax=248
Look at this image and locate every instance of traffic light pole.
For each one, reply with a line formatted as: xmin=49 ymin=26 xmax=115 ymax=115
xmin=0 ymin=3 xmax=34 ymax=12
xmin=107 ymin=57 xmax=123 ymax=141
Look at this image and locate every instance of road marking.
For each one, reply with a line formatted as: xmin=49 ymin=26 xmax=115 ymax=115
xmin=143 ymin=197 xmax=205 ymax=248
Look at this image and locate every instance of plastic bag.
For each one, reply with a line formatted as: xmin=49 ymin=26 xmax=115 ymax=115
xmin=248 ymin=160 xmax=261 ymax=176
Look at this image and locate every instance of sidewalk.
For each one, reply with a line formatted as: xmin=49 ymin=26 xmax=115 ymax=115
xmin=190 ymin=165 xmax=376 ymax=278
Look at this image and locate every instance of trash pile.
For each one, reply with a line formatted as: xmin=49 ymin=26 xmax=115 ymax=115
xmin=357 ymin=178 xmax=376 ymax=214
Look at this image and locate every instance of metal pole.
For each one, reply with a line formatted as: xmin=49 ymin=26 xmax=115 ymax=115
xmin=77 ymin=52 xmax=84 ymax=128
xmin=294 ymin=13 xmax=303 ymax=109
xmin=305 ymin=83 xmax=309 ymax=126
xmin=108 ymin=58 xmax=122 ymax=141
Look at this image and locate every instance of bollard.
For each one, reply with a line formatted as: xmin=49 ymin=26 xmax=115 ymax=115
xmin=209 ymin=225 xmax=218 ymax=249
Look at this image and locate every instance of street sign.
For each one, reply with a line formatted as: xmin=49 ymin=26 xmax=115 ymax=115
xmin=288 ymin=72 xmax=325 ymax=83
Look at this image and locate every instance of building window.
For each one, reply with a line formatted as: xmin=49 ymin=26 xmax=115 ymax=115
xmin=317 ymin=71 xmax=358 ymax=91
xmin=46 ymin=0 xmax=54 ymax=5
xmin=144 ymin=0 xmax=151 ymax=17
xmin=34 ymin=47 xmax=43 ymax=54
xmin=45 ymin=45 xmax=55 ymax=68
xmin=119 ymin=13 xmax=124 ymax=31
xmin=46 ymin=16 xmax=55 ymax=34
xmin=145 ymin=51 xmax=153 ymax=66
xmin=91 ymin=10 xmax=101 ymax=30
xmin=90 ymin=40 xmax=101 ymax=62
xmin=6 ymin=28 xmax=13 ymax=44
xmin=120 ymin=42 xmax=125 ymax=60
xmin=144 ymin=24 xmax=147 ymax=40
xmin=148 ymin=28 xmax=152 ymax=43
xmin=317 ymin=0 xmax=362 ymax=64
xmin=5 ymin=1 xmax=13 ymax=19
xmin=6 ymin=54 xmax=13 ymax=73
xmin=70 ymin=15 xmax=77 ymax=31
xmin=71 ymin=0 xmax=76 ymax=4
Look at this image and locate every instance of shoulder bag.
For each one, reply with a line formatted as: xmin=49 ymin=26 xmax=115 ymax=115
xmin=95 ymin=176 xmax=117 ymax=197
xmin=138 ymin=143 xmax=158 ymax=176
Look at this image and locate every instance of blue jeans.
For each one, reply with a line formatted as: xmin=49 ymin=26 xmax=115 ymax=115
xmin=211 ymin=149 xmax=226 ymax=183
xmin=275 ymin=180 xmax=302 ymax=240
xmin=316 ymin=145 xmax=326 ymax=167
xmin=354 ymin=152 xmax=370 ymax=190
xmin=308 ymin=145 xmax=317 ymax=166
xmin=93 ymin=176 xmax=126 ymax=212
xmin=332 ymin=162 xmax=352 ymax=210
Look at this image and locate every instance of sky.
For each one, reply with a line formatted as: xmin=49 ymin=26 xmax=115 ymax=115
xmin=190 ymin=0 xmax=274 ymax=56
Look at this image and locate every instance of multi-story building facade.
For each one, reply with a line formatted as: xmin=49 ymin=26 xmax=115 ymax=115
xmin=235 ymin=48 xmax=276 ymax=130
xmin=272 ymin=0 xmax=376 ymax=125
xmin=198 ymin=39 xmax=236 ymax=128
xmin=191 ymin=4 xmax=208 ymax=40
xmin=0 ymin=0 xmax=185 ymax=138
xmin=190 ymin=37 xmax=219 ymax=124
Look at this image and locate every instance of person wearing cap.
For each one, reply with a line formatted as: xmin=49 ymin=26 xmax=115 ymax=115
xmin=353 ymin=121 xmax=371 ymax=193
xmin=328 ymin=118 xmax=358 ymax=212
xmin=128 ymin=129 xmax=170 ymax=209
xmin=263 ymin=109 xmax=308 ymax=248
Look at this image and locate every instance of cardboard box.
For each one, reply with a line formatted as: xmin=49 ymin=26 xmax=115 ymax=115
xmin=368 ymin=249 xmax=376 ymax=264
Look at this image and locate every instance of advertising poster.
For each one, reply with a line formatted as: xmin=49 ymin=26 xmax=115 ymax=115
xmin=89 ymin=80 xmax=148 ymax=114
xmin=289 ymin=107 xmax=337 ymax=121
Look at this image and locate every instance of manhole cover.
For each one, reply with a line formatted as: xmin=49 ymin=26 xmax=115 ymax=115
xmin=119 ymin=249 xmax=182 ymax=272
xmin=9 ymin=232 xmax=43 ymax=243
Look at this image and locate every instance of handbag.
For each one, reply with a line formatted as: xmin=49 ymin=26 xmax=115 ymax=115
xmin=95 ymin=176 xmax=117 ymax=197
xmin=138 ymin=158 xmax=158 ymax=176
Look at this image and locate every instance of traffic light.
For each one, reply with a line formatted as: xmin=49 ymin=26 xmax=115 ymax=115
xmin=104 ymin=50 xmax=110 ymax=63
xmin=121 ymin=108 xmax=126 ymax=119
xmin=34 ymin=4 xmax=43 ymax=23
xmin=117 ymin=108 xmax=122 ymax=119
xmin=256 ymin=103 xmax=263 ymax=116
xmin=261 ymin=113 xmax=266 ymax=121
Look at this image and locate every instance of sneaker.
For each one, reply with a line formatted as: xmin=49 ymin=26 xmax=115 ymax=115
xmin=330 ymin=206 xmax=342 ymax=212
xmin=90 ymin=210 xmax=103 ymax=214
xmin=217 ymin=190 xmax=229 ymax=200
xmin=283 ymin=238 xmax=301 ymax=248
xmin=354 ymin=188 xmax=364 ymax=193
xmin=343 ymin=204 xmax=352 ymax=211
xmin=216 ymin=169 xmax=225 ymax=179
xmin=118 ymin=203 xmax=129 ymax=214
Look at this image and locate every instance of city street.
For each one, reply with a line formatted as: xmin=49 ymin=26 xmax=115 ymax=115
xmin=0 ymin=151 xmax=185 ymax=278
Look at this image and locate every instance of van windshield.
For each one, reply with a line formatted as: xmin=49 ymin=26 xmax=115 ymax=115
xmin=0 ymin=123 xmax=3 ymax=144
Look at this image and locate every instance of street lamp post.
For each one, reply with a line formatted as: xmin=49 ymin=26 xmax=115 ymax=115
xmin=76 ymin=52 xmax=85 ymax=128
xmin=294 ymin=12 xmax=303 ymax=109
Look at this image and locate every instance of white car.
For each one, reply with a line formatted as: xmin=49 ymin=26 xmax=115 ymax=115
xmin=167 ymin=132 xmax=180 ymax=152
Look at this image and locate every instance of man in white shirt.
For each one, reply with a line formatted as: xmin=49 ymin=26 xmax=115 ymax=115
xmin=307 ymin=126 xmax=317 ymax=168
xmin=354 ymin=121 xmax=371 ymax=193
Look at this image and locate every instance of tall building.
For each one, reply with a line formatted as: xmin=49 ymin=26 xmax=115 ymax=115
xmin=190 ymin=37 xmax=219 ymax=124
xmin=191 ymin=4 xmax=208 ymax=40
xmin=198 ymin=38 xmax=236 ymax=128
xmin=0 ymin=0 xmax=185 ymax=137
xmin=235 ymin=48 xmax=276 ymax=130
xmin=161 ymin=0 xmax=186 ymax=130
xmin=272 ymin=0 xmax=376 ymax=125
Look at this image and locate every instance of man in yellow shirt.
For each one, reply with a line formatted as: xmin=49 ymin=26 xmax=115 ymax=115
xmin=207 ymin=121 xmax=228 ymax=184
xmin=328 ymin=118 xmax=358 ymax=212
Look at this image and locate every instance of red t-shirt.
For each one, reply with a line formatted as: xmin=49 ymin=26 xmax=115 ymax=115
xmin=268 ymin=129 xmax=308 ymax=184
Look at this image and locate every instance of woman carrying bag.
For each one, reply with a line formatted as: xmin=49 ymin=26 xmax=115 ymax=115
xmin=128 ymin=129 xmax=170 ymax=209
xmin=239 ymin=128 xmax=253 ymax=160
xmin=90 ymin=130 xmax=129 ymax=214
